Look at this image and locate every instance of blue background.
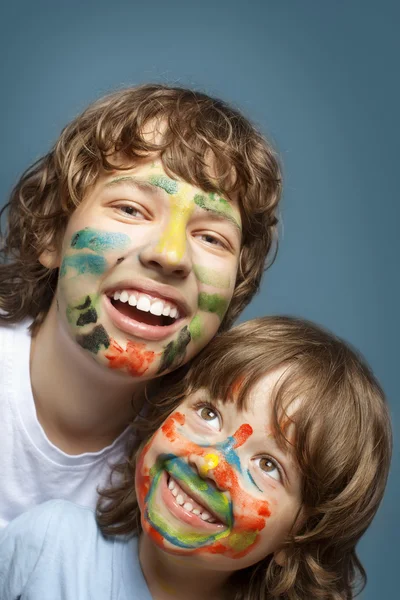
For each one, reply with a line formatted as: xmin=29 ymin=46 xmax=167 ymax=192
xmin=0 ymin=1 xmax=398 ymax=597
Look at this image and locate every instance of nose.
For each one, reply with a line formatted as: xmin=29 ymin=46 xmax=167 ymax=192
xmin=189 ymin=452 xmax=221 ymax=482
xmin=139 ymin=239 xmax=192 ymax=279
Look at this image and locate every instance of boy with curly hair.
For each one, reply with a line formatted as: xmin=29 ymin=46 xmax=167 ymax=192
xmin=0 ymin=84 xmax=281 ymax=527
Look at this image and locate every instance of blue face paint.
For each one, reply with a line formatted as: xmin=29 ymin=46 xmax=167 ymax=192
xmin=247 ymin=469 xmax=263 ymax=493
xmin=59 ymin=254 xmax=107 ymax=278
xmin=70 ymin=227 xmax=130 ymax=252
xmin=215 ymin=436 xmax=242 ymax=474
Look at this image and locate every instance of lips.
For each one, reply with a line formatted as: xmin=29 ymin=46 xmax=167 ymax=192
xmin=164 ymin=457 xmax=232 ymax=528
xmin=103 ymin=278 xmax=191 ymax=341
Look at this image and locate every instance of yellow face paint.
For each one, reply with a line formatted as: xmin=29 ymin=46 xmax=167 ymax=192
xmin=200 ymin=452 xmax=219 ymax=477
xmin=155 ymin=181 xmax=195 ymax=264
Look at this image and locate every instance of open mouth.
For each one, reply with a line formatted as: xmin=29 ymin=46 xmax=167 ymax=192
xmin=162 ymin=472 xmax=226 ymax=531
xmin=110 ymin=289 xmax=182 ymax=327
xmin=104 ymin=287 xmax=188 ymax=341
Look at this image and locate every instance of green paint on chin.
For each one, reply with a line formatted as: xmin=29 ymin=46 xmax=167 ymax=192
xmin=193 ymin=265 xmax=230 ymax=289
xmin=157 ymin=326 xmax=191 ymax=374
xmin=70 ymin=227 xmax=130 ymax=252
xmin=198 ymin=292 xmax=229 ymax=321
xmin=148 ymin=174 xmax=178 ymax=195
xmin=189 ymin=316 xmax=202 ymax=341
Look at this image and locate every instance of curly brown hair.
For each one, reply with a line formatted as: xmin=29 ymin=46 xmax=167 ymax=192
xmin=97 ymin=316 xmax=392 ymax=600
xmin=0 ymin=84 xmax=281 ymax=334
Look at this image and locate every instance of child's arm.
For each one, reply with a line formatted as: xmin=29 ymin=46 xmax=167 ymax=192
xmin=0 ymin=500 xmax=63 ymax=597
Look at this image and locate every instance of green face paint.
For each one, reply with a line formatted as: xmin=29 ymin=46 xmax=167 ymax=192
xmin=66 ymin=294 xmax=100 ymax=328
xmin=148 ymin=174 xmax=179 ymax=195
xmin=193 ymin=265 xmax=231 ymax=289
xmin=194 ymin=193 xmax=241 ymax=229
xmin=189 ymin=315 xmax=202 ymax=341
xmin=157 ymin=326 xmax=191 ymax=374
xmin=198 ymin=292 xmax=229 ymax=321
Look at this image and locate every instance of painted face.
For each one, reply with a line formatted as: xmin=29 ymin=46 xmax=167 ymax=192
xmin=136 ymin=369 xmax=303 ymax=571
xmin=55 ymin=158 xmax=242 ymax=379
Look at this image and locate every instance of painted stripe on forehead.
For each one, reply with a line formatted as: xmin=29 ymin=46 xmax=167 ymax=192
xmin=194 ymin=193 xmax=241 ymax=230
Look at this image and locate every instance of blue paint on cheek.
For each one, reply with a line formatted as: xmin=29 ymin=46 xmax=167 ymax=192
xmin=70 ymin=227 xmax=130 ymax=252
xmin=59 ymin=254 xmax=107 ymax=277
xmin=247 ymin=469 xmax=263 ymax=493
xmin=216 ymin=436 xmax=242 ymax=474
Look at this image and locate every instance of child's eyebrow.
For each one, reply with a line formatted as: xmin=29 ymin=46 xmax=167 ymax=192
xmin=104 ymin=175 xmax=242 ymax=231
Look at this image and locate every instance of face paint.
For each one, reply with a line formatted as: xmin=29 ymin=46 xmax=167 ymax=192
xmin=193 ymin=265 xmax=231 ymax=289
xmin=59 ymin=254 xmax=107 ymax=278
xmin=155 ymin=181 xmax=195 ymax=263
xmin=157 ymin=326 xmax=191 ymax=374
xmin=66 ymin=295 xmax=99 ymax=328
xmin=76 ymin=325 xmax=110 ymax=354
xmin=105 ymin=338 xmax=156 ymax=376
xmin=188 ymin=315 xmax=202 ymax=341
xmin=136 ymin=411 xmax=271 ymax=559
xmin=56 ymin=160 xmax=241 ymax=380
xmin=70 ymin=227 xmax=131 ymax=252
xmin=194 ymin=193 xmax=241 ymax=230
xmin=198 ymin=292 xmax=229 ymax=321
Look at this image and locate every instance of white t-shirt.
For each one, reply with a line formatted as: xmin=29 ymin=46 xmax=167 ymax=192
xmin=0 ymin=320 xmax=132 ymax=529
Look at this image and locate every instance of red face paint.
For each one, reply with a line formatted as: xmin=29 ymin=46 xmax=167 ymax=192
xmin=105 ymin=338 xmax=156 ymax=376
xmin=137 ymin=411 xmax=271 ymax=559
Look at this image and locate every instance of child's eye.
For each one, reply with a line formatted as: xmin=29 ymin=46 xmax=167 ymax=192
xmin=254 ymin=456 xmax=282 ymax=482
xmin=114 ymin=203 xmax=148 ymax=220
xmin=195 ymin=404 xmax=221 ymax=431
xmin=196 ymin=232 xmax=228 ymax=250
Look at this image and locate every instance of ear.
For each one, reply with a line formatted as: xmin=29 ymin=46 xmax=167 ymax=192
xmin=39 ymin=247 xmax=61 ymax=270
xmin=273 ymin=549 xmax=286 ymax=566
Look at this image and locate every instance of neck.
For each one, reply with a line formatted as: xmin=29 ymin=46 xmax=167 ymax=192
xmin=139 ymin=533 xmax=232 ymax=600
xmin=30 ymin=301 xmax=146 ymax=454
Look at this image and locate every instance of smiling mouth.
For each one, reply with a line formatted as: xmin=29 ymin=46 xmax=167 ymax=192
xmin=108 ymin=289 xmax=183 ymax=328
xmin=166 ymin=474 xmax=225 ymax=526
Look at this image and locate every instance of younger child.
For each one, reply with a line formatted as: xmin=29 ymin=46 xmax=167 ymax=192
xmin=0 ymin=316 xmax=391 ymax=600
xmin=0 ymin=84 xmax=281 ymax=528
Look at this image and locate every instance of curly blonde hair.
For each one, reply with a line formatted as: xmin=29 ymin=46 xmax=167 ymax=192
xmin=0 ymin=84 xmax=281 ymax=333
xmin=97 ymin=316 xmax=392 ymax=600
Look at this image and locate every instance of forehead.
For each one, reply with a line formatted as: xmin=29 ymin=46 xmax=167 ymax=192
xmin=105 ymin=159 xmax=242 ymax=225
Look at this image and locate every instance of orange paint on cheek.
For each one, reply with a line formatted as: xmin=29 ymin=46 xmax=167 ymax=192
xmin=161 ymin=412 xmax=186 ymax=442
xmin=105 ymin=339 xmax=156 ymax=376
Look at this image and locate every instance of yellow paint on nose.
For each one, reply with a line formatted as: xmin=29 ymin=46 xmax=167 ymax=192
xmin=200 ymin=452 xmax=219 ymax=476
xmin=155 ymin=182 xmax=195 ymax=264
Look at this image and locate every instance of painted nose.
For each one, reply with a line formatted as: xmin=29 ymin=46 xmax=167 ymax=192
xmin=189 ymin=451 xmax=221 ymax=482
xmin=139 ymin=240 xmax=191 ymax=279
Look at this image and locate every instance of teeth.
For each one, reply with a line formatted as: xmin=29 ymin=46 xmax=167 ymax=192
xmin=128 ymin=293 xmax=137 ymax=307
xmin=150 ymin=300 xmax=163 ymax=316
xmin=176 ymin=494 xmax=184 ymax=506
xmin=171 ymin=488 xmax=178 ymax=497
xmin=168 ymin=480 xmax=175 ymax=491
xmin=112 ymin=289 xmax=180 ymax=320
xmin=137 ymin=296 xmax=151 ymax=312
xmin=201 ymin=512 xmax=211 ymax=521
xmin=168 ymin=477 xmax=220 ymax=524
xmin=192 ymin=509 xmax=200 ymax=515
xmin=183 ymin=502 xmax=193 ymax=511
